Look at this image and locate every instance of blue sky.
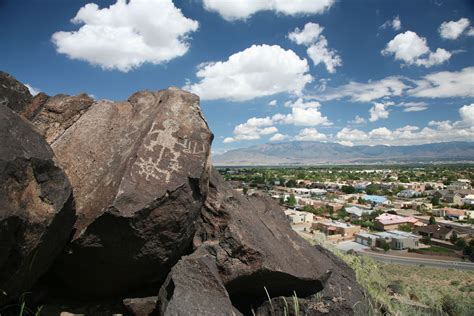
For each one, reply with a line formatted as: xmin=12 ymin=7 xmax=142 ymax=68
xmin=1 ymin=0 xmax=473 ymax=153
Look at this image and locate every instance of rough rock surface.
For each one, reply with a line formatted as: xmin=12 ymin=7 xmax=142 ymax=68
xmin=123 ymin=296 xmax=158 ymax=316
xmin=155 ymin=253 xmax=239 ymax=315
xmin=0 ymin=72 xmax=367 ymax=315
xmin=0 ymin=106 xmax=75 ymax=305
xmin=0 ymin=71 xmax=32 ymax=113
xmin=188 ymin=169 xmax=366 ymax=314
xmin=50 ymin=88 xmax=213 ymax=297
xmin=28 ymin=93 xmax=94 ymax=144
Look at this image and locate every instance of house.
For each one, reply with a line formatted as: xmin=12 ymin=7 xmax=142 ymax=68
xmin=414 ymin=224 xmax=453 ymax=240
xmin=397 ymin=190 xmax=421 ymax=198
xmin=363 ymin=195 xmax=390 ymax=205
xmin=432 ymin=208 xmax=467 ymax=220
xmin=462 ymin=194 xmax=474 ymax=206
xmin=374 ymin=231 xmax=421 ymax=250
xmin=345 ymin=206 xmax=375 ymax=220
xmin=447 ymin=179 xmax=471 ymax=190
xmin=374 ymin=213 xmax=422 ymax=231
xmin=405 ymin=182 xmax=426 ymax=192
xmin=284 ymin=209 xmax=314 ymax=224
xmin=354 ymin=232 xmax=379 ymax=247
xmin=434 ymin=190 xmax=463 ymax=205
xmin=355 ymin=230 xmax=421 ymax=250
xmin=312 ymin=220 xmax=361 ymax=238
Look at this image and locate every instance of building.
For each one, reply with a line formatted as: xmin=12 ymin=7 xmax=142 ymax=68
xmin=354 ymin=232 xmax=379 ymax=247
xmin=432 ymin=208 xmax=467 ymax=220
xmin=355 ymin=230 xmax=421 ymax=250
xmin=447 ymin=180 xmax=471 ymax=190
xmin=397 ymin=189 xmax=421 ymax=198
xmin=434 ymin=190 xmax=463 ymax=205
xmin=374 ymin=231 xmax=422 ymax=250
xmin=405 ymin=182 xmax=426 ymax=192
xmin=374 ymin=213 xmax=422 ymax=231
xmin=462 ymin=194 xmax=474 ymax=206
xmin=345 ymin=206 xmax=375 ymax=220
xmin=363 ymin=195 xmax=390 ymax=205
xmin=414 ymin=224 xmax=454 ymax=240
xmin=312 ymin=220 xmax=361 ymax=238
xmin=284 ymin=209 xmax=314 ymax=224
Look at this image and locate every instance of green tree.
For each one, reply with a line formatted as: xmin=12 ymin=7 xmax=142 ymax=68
xmin=398 ymin=224 xmax=412 ymax=232
xmin=382 ymin=242 xmax=390 ymax=252
xmin=243 ymin=187 xmax=248 ymax=195
xmin=429 ymin=215 xmax=436 ymax=225
xmin=286 ymin=194 xmax=297 ymax=207
xmin=365 ymin=184 xmax=378 ymax=195
xmin=341 ymin=185 xmax=356 ymax=194
xmin=286 ymin=179 xmax=297 ymax=188
xmin=450 ymin=231 xmax=458 ymax=244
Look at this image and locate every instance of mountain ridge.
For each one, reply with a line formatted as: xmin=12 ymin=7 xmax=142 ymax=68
xmin=213 ymin=141 xmax=474 ymax=166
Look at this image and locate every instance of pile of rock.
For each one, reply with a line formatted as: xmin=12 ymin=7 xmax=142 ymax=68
xmin=0 ymin=72 xmax=366 ymax=315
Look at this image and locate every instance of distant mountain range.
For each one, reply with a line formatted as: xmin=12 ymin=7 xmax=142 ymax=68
xmin=212 ymin=141 xmax=474 ymax=166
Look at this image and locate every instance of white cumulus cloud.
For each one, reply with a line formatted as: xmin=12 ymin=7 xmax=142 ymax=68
xmin=382 ymin=31 xmax=451 ymax=67
xmin=336 ymin=104 xmax=474 ymax=146
xmin=203 ymin=0 xmax=335 ymax=21
xmin=439 ymin=18 xmax=470 ymax=39
xmin=317 ymin=76 xmax=407 ymax=102
xmin=268 ymin=99 xmax=277 ymax=106
xmin=381 ymin=16 xmax=402 ymax=31
xmin=269 ymin=133 xmax=289 ymax=141
xmin=185 ymin=44 xmax=313 ymax=101
xmin=349 ymin=115 xmax=367 ymax=124
xmin=288 ymin=22 xmax=342 ymax=73
xmin=52 ymin=0 xmax=198 ymax=72
xmin=396 ymin=102 xmax=428 ymax=112
xmin=369 ymin=101 xmax=393 ymax=122
xmin=288 ymin=22 xmax=324 ymax=45
xmin=408 ymin=67 xmax=474 ymax=98
xmin=294 ymin=128 xmax=327 ymax=141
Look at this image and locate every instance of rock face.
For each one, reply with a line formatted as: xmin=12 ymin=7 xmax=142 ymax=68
xmin=0 ymin=72 xmax=367 ymax=315
xmin=0 ymin=106 xmax=75 ymax=305
xmin=49 ymin=88 xmax=213 ymax=297
xmin=155 ymin=253 xmax=239 ymax=315
xmin=0 ymin=71 xmax=32 ymax=113
xmin=185 ymin=169 xmax=366 ymax=315
xmin=28 ymin=93 xmax=94 ymax=144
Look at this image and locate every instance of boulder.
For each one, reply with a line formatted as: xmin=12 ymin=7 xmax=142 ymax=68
xmin=123 ymin=296 xmax=158 ymax=316
xmin=49 ymin=88 xmax=213 ymax=298
xmin=191 ymin=168 xmax=366 ymax=314
xmin=0 ymin=71 xmax=32 ymax=113
xmin=0 ymin=106 xmax=75 ymax=304
xmin=154 ymin=253 xmax=239 ymax=316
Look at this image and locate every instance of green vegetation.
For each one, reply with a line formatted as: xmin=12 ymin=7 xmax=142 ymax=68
xmin=417 ymin=246 xmax=454 ymax=254
xmin=218 ymin=165 xmax=474 ymax=188
xmin=338 ymin=250 xmax=474 ymax=315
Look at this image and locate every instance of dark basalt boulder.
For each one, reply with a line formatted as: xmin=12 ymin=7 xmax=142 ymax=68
xmin=123 ymin=296 xmax=158 ymax=316
xmin=49 ymin=88 xmax=213 ymax=298
xmin=155 ymin=253 xmax=240 ymax=316
xmin=0 ymin=71 xmax=32 ymax=113
xmin=0 ymin=72 xmax=367 ymax=315
xmin=188 ymin=168 xmax=366 ymax=315
xmin=0 ymin=106 xmax=75 ymax=305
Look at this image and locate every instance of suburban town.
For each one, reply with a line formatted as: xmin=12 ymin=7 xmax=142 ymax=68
xmin=219 ymin=166 xmax=474 ymax=268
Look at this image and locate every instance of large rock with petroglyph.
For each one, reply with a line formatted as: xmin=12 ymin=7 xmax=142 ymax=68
xmin=49 ymin=88 xmax=213 ymax=297
xmin=0 ymin=105 xmax=75 ymax=305
xmin=0 ymin=72 xmax=366 ymax=314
